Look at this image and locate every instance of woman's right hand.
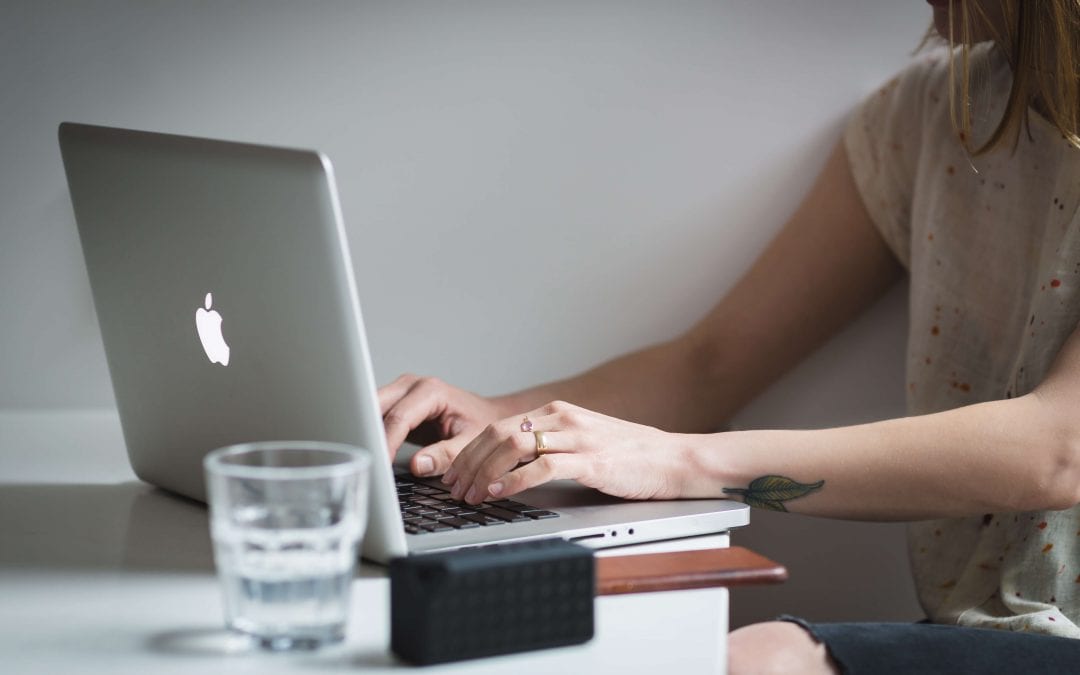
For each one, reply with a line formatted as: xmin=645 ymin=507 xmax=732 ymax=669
xmin=378 ymin=373 xmax=506 ymax=477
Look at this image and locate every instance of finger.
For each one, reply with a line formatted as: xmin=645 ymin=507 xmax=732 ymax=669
xmin=377 ymin=373 xmax=420 ymax=414
xmin=410 ymin=439 xmax=465 ymax=477
xmin=444 ymin=421 xmax=509 ymax=499
xmin=382 ymin=380 xmax=443 ymax=456
xmin=447 ymin=410 xmax=568 ymax=498
xmin=515 ymin=411 xmax=571 ymax=436
xmin=461 ymin=431 xmax=571 ymax=504
xmin=486 ymin=452 xmax=589 ymax=500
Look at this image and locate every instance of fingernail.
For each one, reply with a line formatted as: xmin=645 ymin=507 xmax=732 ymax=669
xmin=442 ymin=467 xmax=458 ymax=484
xmin=450 ymin=482 xmax=463 ymax=500
xmin=415 ymin=455 xmax=434 ymax=475
xmin=488 ymin=482 xmax=504 ymax=497
xmin=464 ymin=486 xmax=478 ymax=503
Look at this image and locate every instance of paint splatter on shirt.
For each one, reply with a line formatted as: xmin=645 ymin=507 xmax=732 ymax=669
xmin=846 ymin=43 xmax=1080 ymax=638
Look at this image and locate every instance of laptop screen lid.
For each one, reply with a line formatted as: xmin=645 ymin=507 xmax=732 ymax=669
xmin=59 ymin=122 xmax=409 ymax=562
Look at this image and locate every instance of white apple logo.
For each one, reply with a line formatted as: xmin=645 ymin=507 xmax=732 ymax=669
xmin=195 ymin=292 xmax=230 ymax=366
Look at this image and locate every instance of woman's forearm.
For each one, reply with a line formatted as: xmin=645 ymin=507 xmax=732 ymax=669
xmin=681 ymin=392 xmax=1080 ymax=519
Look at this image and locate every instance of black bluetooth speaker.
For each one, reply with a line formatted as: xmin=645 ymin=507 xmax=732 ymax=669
xmin=389 ymin=538 xmax=595 ymax=665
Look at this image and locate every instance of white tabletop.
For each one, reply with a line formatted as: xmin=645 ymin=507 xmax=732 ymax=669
xmin=0 ymin=410 xmax=729 ymax=673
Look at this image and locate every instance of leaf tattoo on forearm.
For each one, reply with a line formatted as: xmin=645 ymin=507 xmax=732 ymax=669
xmin=723 ymin=475 xmax=825 ymax=512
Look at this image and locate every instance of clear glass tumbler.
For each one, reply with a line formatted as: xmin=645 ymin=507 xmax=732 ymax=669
xmin=204 ymin=441 xmax=371 ymax=651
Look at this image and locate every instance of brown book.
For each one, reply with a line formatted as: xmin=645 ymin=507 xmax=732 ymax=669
xmin=596 ymin=546 xmax=787 ymax=596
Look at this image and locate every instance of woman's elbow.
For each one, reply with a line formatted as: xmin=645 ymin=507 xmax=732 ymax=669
xmin=1022 ymin=435 xmax=1080 ymax=512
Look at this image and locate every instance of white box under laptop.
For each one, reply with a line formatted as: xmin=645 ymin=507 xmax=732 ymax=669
xmin=58 ymin=122 xmax=748 ymax=563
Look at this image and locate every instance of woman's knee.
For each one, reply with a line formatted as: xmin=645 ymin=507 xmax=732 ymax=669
xmin=728 ymin=621 xmax=838 ymax=675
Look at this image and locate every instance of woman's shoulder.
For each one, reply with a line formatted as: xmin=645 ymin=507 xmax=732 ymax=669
xmin=854 ymin=43 xmax=1007 ymax=155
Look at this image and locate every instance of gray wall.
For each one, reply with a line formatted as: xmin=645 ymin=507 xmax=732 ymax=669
xmin=0 ymin=1 xmax=928 ymax=625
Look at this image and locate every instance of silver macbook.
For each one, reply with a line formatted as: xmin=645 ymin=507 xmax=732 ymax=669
xmin=58 ymin=122 xmax=749 ymax=564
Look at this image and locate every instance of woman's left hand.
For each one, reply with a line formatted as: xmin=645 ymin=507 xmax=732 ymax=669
xmin=441 ymin=400 xmax=692 ymax=504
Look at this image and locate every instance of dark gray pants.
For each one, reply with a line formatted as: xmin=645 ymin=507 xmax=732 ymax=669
xmin=780 ymin=616 xmax=1080 ymax=674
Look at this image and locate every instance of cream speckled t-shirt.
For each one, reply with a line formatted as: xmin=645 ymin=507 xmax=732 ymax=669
xmin=845 ymin=44 xmax=1080 ymax=637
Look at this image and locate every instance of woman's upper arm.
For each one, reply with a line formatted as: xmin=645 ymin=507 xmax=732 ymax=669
xmin=681 ymin=138 xmax=904 ymax=419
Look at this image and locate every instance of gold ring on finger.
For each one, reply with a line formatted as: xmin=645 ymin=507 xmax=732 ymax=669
xmin=533 ymin=430 xmax=549 ymax=457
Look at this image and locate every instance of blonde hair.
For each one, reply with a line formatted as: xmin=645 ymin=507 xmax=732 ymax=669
xmin=944 ymin=0 xmax=1080 ymax=155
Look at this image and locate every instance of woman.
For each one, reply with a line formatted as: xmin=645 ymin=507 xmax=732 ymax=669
xmin=378 ymin=1 xmax=1080 ymax=671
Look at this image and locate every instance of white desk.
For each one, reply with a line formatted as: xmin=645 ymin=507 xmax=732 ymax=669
xmin=0 ymin=411 xmax=731 ymax=673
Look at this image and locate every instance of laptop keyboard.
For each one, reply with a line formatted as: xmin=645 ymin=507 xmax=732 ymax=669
xmin=395 ymin=471 xmax=559 ymax=535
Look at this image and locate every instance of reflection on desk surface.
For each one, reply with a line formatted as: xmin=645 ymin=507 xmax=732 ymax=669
xmin=0 ymin=482 xmax=212 ymax=572
xmin=0 ymin=482 xmax=381 ymax=577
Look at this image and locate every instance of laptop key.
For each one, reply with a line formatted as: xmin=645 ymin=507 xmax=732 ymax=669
xmin=483 ymin=506 xmax=530 ymax=522
xmin=422 ymin=522 xmax=454 ymax=532
xmin=441 ymin=516 xmax=480 ymax=529
xmin=490 ymin=500 xmax=533 ymax=512
xmin=442 ymin=504 xmax=471 ymax=512
xmin=521 ymin=509 xmax=559 ymax=519
xmin=404 ymin=524 xmax=424 ymax=534
xmin=460 ymin=513 xmax=506 ymax=526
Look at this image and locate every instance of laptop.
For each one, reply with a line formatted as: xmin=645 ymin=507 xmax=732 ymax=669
xmin=58 ymin=122 xmax=749 ymax=564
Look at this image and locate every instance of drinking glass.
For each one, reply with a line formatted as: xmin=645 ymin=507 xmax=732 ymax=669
xmin=204 ymin=441 xmax=371 ymax=651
